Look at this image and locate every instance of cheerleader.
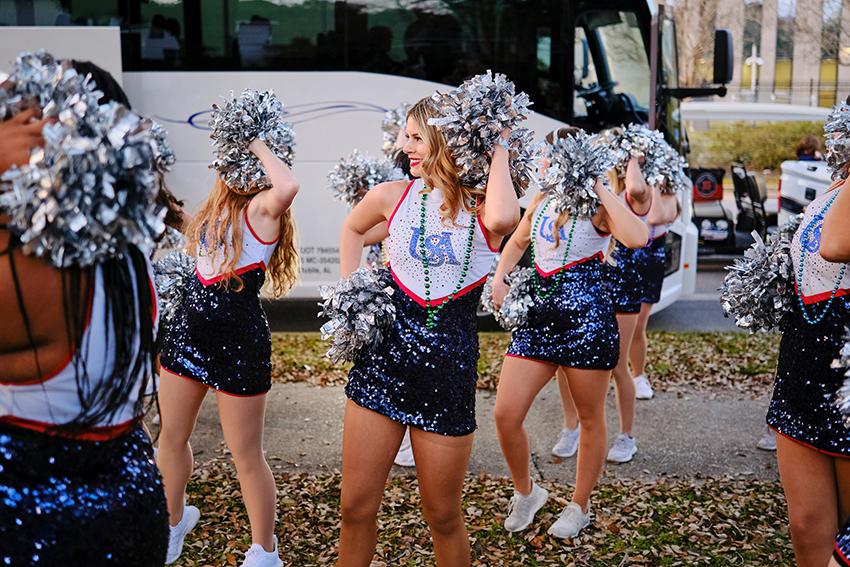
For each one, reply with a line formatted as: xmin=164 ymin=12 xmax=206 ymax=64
xmin=156 ymin=139 xmax=299 ymax=566
xmin=0 ymin=114 xmax=168 ymax=563
xmin=336 ymin=98 xmax=519 ymax=566
xmin=492 ymin=130 xmax=648 ymax=538
xmin=766 ymin=151 xmax=850 ymax=565
xmin=600 ymin=157 xmax=654 ymax=464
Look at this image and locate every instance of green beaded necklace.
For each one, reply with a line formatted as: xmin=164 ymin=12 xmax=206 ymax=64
xmin=529 ymin=198 xmax=577 ymax=300
xmin=418 ymin=188 xmax=477 ymax=329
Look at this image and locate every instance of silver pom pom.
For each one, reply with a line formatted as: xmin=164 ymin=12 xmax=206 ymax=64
xmin=427 ymin=70 xmax=533 ymax=197
xmin=824 ymin=102 xmax=850 ymax=181
xmin=154 ymin=250 xmax=195 ymax=330
xmin=318 ymin=268 xmax=397 ymax=364
xmin=779 ymin=213 xmax=804 ymax=240
xmin=381 ymin=103 xmax=410 ymax=157
xmin=1 ymin=94 xmax=166 ymax=267
xmin=147 ymin=119 xmax=176 ymax=173
xmin=606 ymin=124 xmax=667 ymax=187
xmin=538 ymin=129 xmax=615 ymax=218
xmin=831 ymin=330 xmax=850 ymax=428
xmin=481 ymin=266 xmax=536 ymax=331
xmin=719 ymin=231 xmax=795 ymax=333
xmin=657 ymin=142 xmax=691 ymax=195
xmin=157 ymin=226 xmax=186 ymax=252
xmin=327 ymin=150 xmax=405 ymax=207
xmin=209 ymin=89 xmax=295 ymax=193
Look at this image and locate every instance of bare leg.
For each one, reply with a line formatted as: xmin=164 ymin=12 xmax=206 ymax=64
xmin=217 ymin=393 xmax=277 ymax=551
xmin=629 ymin=303 xmax=652 ymax=378
xmin=611 ymin=313 xmax=638 ymax=436
xmin=556 ymin=367 xmax=579 ymax=430
xmin=563 ymin=367 xmax=610 ymax=512
xmin=493 ymin=356 xmax=557 ymax=495
xmin=337 ymin=401 xmax=405 ymax=567
xmin=410 ymin=428 xmax=474 ymax=567
xmin=776 ymin=434 xmax=839 ymax=566
xmin=156 ymin=371 xmax=208 ymax=525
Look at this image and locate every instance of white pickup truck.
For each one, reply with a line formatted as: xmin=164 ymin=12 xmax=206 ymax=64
xmin=778 ymin=159 xmax=832 ymax=226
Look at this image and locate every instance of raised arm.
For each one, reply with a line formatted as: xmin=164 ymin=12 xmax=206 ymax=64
xmin=248 ymin=138 xmax=300 ymax=219
xmin=481 ymin=129 xmax=521 ymax=238
xmin=819 ymin=178 xmax=850 ymax=262
xmin=595 ymin=178 xmax=650 ymax=248
xmin=646 ymin=184 xmax=679 ymax=226
xmin=624 ymin=157 xmax=651 ymax=216
xmin=339 ymin=181 xmax=406 ymax=277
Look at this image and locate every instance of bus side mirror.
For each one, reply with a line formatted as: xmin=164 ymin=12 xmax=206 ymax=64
xmin=713 ymin=29 xmax=733 ymax=85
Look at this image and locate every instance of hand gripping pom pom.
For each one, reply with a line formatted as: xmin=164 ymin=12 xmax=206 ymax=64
xmin=719 ymin=230 xmax=795 ymax=333
xmin=831 ymin=330 xmax=850 ymax=428
xmin=427 ymin=70 xmax=534 ymax=197
xmin=154 ymin=250 xmax=195 ymax=331
xmin=824 ymin=102 xmax=850 ymax=181
xmin=381 ymin=103 xmax=410 ymax=157
xmin=327 ymin=150 xmax=405 ymax=207
xmin=209 ymin=89 xmax=295 ymax=193
xmin=605 ymin=124 xmax=667 ymax=187
xmin=318 ymin=268 xmax=398 ymax=364
xmin=1 ymin=61 xmax=166 ymax=267
xmin=538 ymin=129 xmax=615 ymax=218
xmin=481 ymin=267 xmax=536 ymax=331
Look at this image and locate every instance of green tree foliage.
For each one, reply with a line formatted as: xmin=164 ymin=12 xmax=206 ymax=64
xmin=689 ymin=121 xmax=824 ymax=170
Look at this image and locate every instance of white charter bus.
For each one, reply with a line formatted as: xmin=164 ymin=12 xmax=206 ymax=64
xmin=1 ymin=0 xmax=731 ymax=310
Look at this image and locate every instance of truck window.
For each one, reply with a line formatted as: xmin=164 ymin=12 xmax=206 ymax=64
xmin=591 ymin=10 xmax=650 ymax=108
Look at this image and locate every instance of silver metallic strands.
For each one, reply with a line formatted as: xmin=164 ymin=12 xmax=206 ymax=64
xmin=658 ymin=142 xmax=691 ymax=194
xmin=327 ymin=150 xmax=405 ymax=207
xmin=209 ymin=89 xmax=295 ymax=193
xmin=832 ymin=330 xmax=850 ymax=428
xmin=606 ymin=124 xmax=667 ymax=186
xmin=824 ymin=102 xmax=850 ymax=181
xmin=154 ymin=250 xmax=196 ymax=330
xmin=146 ymin=119 xmax=177 ymax=173
xmin=482 ymin=267 xmax=536 ymax=331
xmin=318 ymin=268 xmax=398 ymax=364
xmin=381 ymin=103 xmax=410 ymax=157
xmin=538 ymin=129 xmax=615 ymax=218
xmin=427 ymin=70 xmax=535 ymax=197
xmin=719 ymin=229 xmax=795 ymax=333
xmin=0 ymin=93 xmax=166 ymax=267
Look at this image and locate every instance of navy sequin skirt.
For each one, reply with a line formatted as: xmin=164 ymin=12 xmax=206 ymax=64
xmin=836 ymin=519 xmax=850 ymax=566
xmin=160 ymin=269 xmax=272 ymax=396
xmin=345 ymin=277 xmax=481 ymax=437
xmin=607 ymin=236 xmax=666 ymax=312
xmin=506 ymin=259 xmax=619 ymax=370
xmin=0 ymin=424 xmax=168 ymax=566
xmin=766 ymin=297 xmax=850 ymax=457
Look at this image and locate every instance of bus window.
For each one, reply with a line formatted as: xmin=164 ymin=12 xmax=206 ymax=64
xmin=573 ymin=27 xmax=599 ymax=118
xmin=592 ymin=10 xmax=650 ymax=109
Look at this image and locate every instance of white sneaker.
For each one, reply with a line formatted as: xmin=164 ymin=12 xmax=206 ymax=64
xmin=551 ymin=426 xmax=580 ymax=458
xmin=504 ymin=482 xmax=549 ymax=532
xmin=165 ymin=505 xmax=200 ymax=564
xmin=241 ymin=536 xmax=283 ymax=567
xmin=548 ymin=502 xmax=591 ymax=538
xmin=393 ymin=429 xmax=415 ymax=467
xmin=756 ymin=426 xmax=777 ymax=451
xmin=607 ymin=433 xmax=637 ymax=463
xmin=634 ymin=374 xmax=654 ymax=400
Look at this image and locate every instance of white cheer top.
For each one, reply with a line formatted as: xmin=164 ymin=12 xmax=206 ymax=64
xmin=196 ymin=207 xmax=279 ymax=285
xmin=790 ymin=188 xmax=850 ymax=304
xmin=385 ymin=179 xmax=498 ymax=306
xmin=532 ymin=198 xmax=610 ymax=277
xmin=0 ymin=255 xmax=157 ymax=440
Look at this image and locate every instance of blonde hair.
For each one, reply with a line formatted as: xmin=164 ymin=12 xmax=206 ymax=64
xmin=185 ymin=177 xmax=299 ymax=297
xmin=407 ymin=98 xmax=482 ymax=223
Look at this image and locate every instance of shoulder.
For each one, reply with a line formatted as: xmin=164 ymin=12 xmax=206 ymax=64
xmin=366 ymin=178 xmax=414 ymax=206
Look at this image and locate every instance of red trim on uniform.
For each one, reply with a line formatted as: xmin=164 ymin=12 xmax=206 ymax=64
xmin=387 ymin=179 xmax=416 ymax=230
xmin=504 ymin=353 xmax=557 ymax=367
xmin=0 ymin=415 xmax=137 ymax=441
xmin=835 ymin=543 xmax=850 ymax=566
xmin=0 ymin=279 xmax=96 ymax=387
xmin=793 ymin=282 xmax=850 ymax=305
xmin=149 ymin=276 xmax=158 ymax=322
xmin=160 ymin=366 xmax=268 ymax=398
xmin=593 ymin=226 xmax=611 ymax=237
xmin=769 ymin=426 xmax=850 ymax=459
xmin=387 ymin=265 xmax=487 ymax=307
xmin=475 ymin=198 xmax=501 ymax=253
xmin=625 ymin=193 xmax=649 ymax=217
xmin=243 ymin=207 xmax=280 ymax=245
xmin=195 ymin=262 xmax=266 ymax=286
xmin=535 ymin=251 xmax=604 ymax=278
